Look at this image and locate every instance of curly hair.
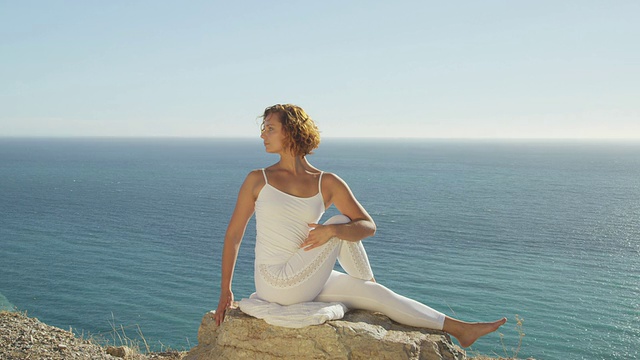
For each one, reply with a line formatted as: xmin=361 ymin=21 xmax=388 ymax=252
xmin=261 ymin=104 xmax=321 ymax=156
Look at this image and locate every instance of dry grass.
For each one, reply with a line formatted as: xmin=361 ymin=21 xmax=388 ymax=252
xmin=73 ymin=312 xmax=186 ymax=359
xmin=99 ymin=313 xmax=186 ymax=358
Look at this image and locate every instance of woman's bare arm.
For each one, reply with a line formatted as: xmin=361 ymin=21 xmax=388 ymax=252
xmin=301 ymin=173 xmax=376 ymax=250
xmin=214 ymin=170 xmax=262 ymax=325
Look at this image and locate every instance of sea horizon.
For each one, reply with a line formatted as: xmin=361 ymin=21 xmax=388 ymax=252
xmin=2 ymin=135 xmax=640 ymax=141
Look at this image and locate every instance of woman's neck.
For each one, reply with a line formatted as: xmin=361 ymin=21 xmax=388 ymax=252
xmin=276 ymin=154 xmax=314 ymax=175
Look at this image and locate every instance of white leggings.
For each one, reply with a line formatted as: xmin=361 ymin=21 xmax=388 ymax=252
xmin=254 ymin=215 xmax=446 ymax=330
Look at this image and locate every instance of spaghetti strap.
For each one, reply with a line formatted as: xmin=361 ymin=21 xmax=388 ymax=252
xmin=318 ymin=171 xmax=324 ymax=194
xmin=261 ymin=168 xmax=268 ymax=184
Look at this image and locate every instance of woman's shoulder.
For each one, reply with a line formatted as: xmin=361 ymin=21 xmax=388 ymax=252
xmin=320 ymin=170 xmax=344 ymax=180
xmin=320 ymin=171 xmax=350 ymax=189
xmin=248 ymin=168 xmax=266 ymax=175
xmin=242 ymin=169 xmax=267 ymax=186
xmin=238 ymin=169 xmax=268 ymax=200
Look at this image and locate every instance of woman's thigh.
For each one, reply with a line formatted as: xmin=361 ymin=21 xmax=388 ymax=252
xmin=255 ymin=239 xmax=340 ymax=305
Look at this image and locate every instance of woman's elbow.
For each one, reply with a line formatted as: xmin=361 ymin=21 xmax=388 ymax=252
xmin=368 ymin=220 xmax=377 ymax=237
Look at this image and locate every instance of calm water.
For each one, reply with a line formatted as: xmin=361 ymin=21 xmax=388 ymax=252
xmin=1 ymin=138 xmax=638 ymax=359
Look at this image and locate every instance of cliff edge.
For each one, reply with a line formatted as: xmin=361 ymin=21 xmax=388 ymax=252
xmin=0 ymin=311 xmax=184 ymax=360
xmin=186 ymin=308 xmax=467 ymax=360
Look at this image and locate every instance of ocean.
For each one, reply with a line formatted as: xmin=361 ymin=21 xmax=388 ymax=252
xmin=0 ymin=138 xmax=638 ymax=359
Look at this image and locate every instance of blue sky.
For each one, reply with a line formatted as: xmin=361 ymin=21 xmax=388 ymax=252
xmin=1 ymin=1 xmax=638 ymax=138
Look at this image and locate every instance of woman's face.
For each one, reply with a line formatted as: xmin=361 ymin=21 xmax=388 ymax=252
xmin=260 ymin=113 xmax=287 ymax=154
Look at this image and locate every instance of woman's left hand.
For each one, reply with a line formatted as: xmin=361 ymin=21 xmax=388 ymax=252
xmin=301 ymin=223 xmax=335 ymax=251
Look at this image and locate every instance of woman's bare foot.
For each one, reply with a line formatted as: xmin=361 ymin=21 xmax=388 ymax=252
xmin=443 ymin=317 xmax=507 ymax=348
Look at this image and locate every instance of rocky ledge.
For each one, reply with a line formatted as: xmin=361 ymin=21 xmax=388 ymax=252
xmin=0 ymin=311 xmax=185 ymax=360
xmin=186 ymin=308 xmax=467 ymax=360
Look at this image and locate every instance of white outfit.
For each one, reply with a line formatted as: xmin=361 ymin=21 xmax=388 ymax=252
xmin=253 ymin=169 xmax=445 ymax=330
xmin=238 ymin=297 xmax=347 ymax=328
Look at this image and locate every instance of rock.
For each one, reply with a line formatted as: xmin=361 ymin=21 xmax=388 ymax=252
xmin=0 ymin=311 xmax=187 ymax=360
xmin=106 ymin=345 xmax=135 ymax=358
xmin=186 ymin=308 xmax=466 ymax=360
xmin=0 ymin=311 xmax=118 ymax=359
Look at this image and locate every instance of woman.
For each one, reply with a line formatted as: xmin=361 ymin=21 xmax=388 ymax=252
xmin=214 ymin=104 xmax=506 ymax=348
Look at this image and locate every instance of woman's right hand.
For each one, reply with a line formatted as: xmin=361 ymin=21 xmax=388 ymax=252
xmin=214 ymin=289 xmax=234 ymax=326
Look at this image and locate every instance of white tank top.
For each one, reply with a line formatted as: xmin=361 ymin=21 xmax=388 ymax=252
xmin=254 ymin=169 xmax=325 ymax=265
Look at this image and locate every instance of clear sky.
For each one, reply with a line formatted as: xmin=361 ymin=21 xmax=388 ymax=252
xmin=1 ymin=1 xmax=638 ymax=139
